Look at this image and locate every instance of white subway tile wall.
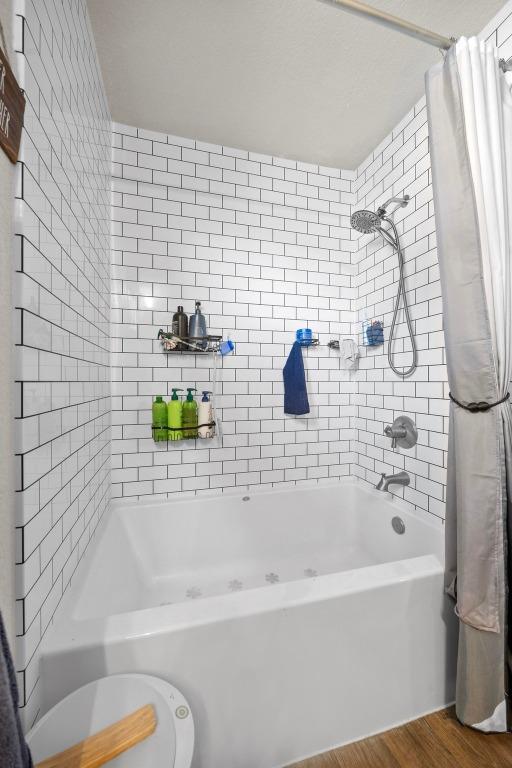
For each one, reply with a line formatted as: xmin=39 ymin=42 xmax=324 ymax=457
xmin=350 ymin=5 xmax=512 ymax=518
xmin=111 ymin=123 xmax=357 ymax=499
xmin=350 ymin=94 xmax=448 ymax=519
xmin=13 ymin=0 xmax=111 ymax=725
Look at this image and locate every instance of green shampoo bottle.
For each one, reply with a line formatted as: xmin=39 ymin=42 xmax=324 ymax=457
xmin=168 ymin=388 xmax=183 ymax=441
xmin=182 ymin=388 xmax=198 ymax=439
xmin=152 ymin=396 xmax=168 ymax=442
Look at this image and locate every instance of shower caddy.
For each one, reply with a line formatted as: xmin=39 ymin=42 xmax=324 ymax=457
xmin=362 ymin=319 xmax=385 ymax=347
xmin=153 ymin=329 xmax=233 ymax=442
xmin=157 ymin=329 xmax=224 ymax=354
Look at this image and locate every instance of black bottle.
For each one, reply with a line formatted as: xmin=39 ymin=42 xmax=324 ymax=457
xmin=172 ymin=305 xmax=188 ymax=350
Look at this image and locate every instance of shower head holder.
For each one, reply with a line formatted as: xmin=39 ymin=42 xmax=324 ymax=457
xmin=376 ymin=195 xmax=410 ymax=218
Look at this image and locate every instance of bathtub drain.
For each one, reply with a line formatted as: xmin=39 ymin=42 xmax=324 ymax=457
xmin=391 ymin=516 xmax=406 ymax=535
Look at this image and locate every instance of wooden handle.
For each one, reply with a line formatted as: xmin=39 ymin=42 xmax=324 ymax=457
xmin=35 ymin=703 xmax=157 ymax=768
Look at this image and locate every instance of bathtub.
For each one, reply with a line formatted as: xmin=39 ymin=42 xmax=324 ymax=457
xmin=40 ymin=479 xmax=457 ymax=768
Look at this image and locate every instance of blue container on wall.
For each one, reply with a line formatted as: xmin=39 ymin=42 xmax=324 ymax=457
xmin=364 ymin=320 xmax=384 ymax=346
xmin=296 ymin=328 xmax=313 ymax=346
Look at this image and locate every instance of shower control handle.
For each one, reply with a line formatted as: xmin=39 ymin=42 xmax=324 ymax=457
xmin=384 ymin=424 xmax=407 ymax=448
xmin=384 ymin=416 xmax=418 ymax=450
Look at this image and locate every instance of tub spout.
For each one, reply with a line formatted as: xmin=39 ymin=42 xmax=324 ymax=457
xmin=375 ymin=471 xmax=410 ymax=492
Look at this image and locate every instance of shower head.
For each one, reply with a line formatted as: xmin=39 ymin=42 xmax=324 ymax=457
xmin=350 ymin=193 xmax=417 ymax=379
xmin=351 ymin=195 xmax=410 ymax=236
xmin=350 ymin=209 xmax=381 ymax=234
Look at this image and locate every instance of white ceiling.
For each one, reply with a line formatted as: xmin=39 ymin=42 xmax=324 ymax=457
xmin=87 ymin=0 xmax=505 ymax=169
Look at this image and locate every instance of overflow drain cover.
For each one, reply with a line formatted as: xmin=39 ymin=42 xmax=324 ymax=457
xmin=242 ymin=496 xmax=250 ymax=501
xmin=392 ymin=516 xmax=406 ymax=535
xmin=175 ymin=705 xmax=189 ymax=719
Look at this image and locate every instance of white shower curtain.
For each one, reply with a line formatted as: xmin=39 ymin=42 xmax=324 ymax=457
xmin=426 ymin=38 xmax=512 ymax=731
xmin=458 ymin=39 xmax=512 ymax=392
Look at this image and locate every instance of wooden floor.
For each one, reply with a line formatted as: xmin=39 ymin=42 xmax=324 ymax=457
xmin=289 ymin=708 xmax=512 ymax=767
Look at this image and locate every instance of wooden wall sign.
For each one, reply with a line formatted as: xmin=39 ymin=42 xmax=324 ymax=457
xmin=0 ymin=45 xmax=25 ymax=163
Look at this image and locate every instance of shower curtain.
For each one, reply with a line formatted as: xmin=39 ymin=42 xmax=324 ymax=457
xmin=426 ymin=37 xmax=512 ymax=731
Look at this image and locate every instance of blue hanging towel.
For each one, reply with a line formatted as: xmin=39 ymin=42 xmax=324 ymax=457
xmin=283 ymin=341 xmax=310 ymax=415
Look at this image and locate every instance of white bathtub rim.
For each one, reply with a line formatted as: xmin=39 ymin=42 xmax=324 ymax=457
xmin=109 ymin=476 xmax=445 ymax=534
xmin=43 ymin=552 xmax=443 ymax=655
xmin=110 ymin=476 xmax=355 ymax=512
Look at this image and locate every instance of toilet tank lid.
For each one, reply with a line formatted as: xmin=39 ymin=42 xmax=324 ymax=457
xmin=26 ymin=673 xmax=194 ymax=768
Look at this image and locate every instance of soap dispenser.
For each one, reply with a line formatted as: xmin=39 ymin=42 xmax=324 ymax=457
xmin=198 ymin=391 xmax=215 ymax=439
xmin=167 ymin=388 xmax=183 ymax=441
xmin=182 ymin=388 xmax=198 ymax=439
xmin=188 ymin=301 xmax=207 ymax=349
xmin=172 ymin=305 xmax=188 ymax=350
xmin=152 ymin=396 xmax=168 ymax=442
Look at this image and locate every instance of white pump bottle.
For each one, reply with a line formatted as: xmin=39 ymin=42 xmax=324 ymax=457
xmin=198 ymin=390 xmax=215 ymax=438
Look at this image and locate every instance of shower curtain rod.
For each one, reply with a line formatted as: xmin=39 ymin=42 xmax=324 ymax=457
xmin=319 ymin=0 xmax=512 ymax=71
xmin=319 ymin=0 xmax=453 ymax=49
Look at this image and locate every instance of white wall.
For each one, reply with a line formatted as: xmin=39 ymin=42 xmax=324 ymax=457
xmin=111 ymin=124 xmax=356 ymax=499
xmin=0 ymin=0 xmax=16 ymax=647
xmin=14 ymin=0 xmax=111 ymax=726
xmin=351 ymin=97 xmax=447 ymax=518
xmin=350 ymin=2 xmax=512 ymax=520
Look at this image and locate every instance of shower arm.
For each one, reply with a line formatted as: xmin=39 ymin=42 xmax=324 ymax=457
xmin=377 ymin=196 xmax=409 ymax=217
xmin=374 ymin=197 xmax=409 ymax=247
